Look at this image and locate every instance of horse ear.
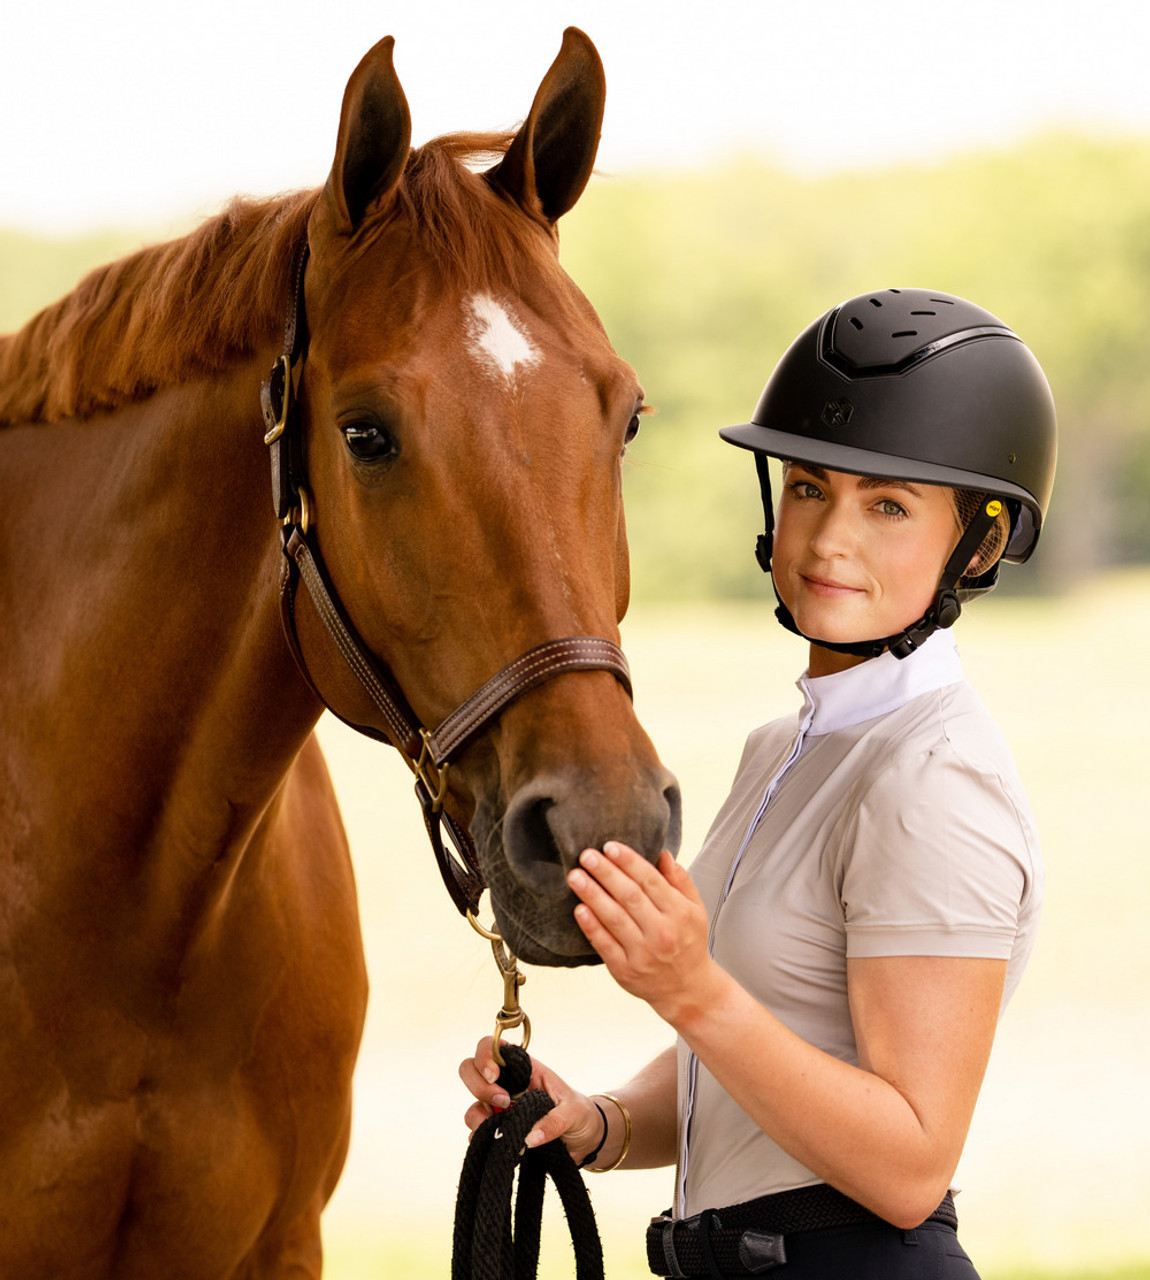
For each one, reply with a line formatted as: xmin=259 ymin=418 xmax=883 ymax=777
xmin=487 ymin=27 xmax=606 ymax=223
xmin=324 ymin=36 xmax=412 ymax=233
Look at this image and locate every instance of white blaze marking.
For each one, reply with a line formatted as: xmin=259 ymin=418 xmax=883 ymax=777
xmin=464 ymin=293 xmax=542 ymax=387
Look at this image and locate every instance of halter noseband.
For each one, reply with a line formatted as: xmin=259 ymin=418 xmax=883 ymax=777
xmin=261 ymin=235 xmax=633 ymax=917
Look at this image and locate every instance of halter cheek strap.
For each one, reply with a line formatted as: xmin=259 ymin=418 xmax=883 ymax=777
xmin=261 ymin=234 xmax=633 ymax=916
xmin=752 ymin=452 xmax=1003 ymax=661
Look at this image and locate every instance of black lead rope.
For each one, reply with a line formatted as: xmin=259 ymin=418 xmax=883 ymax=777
xmin=452 ymin=1045 xmax=604 ymax=1280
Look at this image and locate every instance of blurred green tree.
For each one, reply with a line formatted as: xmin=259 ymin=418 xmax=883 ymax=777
xmin=6 ymin=131 xmax=1150 ymax=600
xmin=561 ymin=131 xmax=1150 ymax=599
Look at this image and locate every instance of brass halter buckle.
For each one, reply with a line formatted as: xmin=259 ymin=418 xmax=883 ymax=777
xmin=467 ymin=907 xmax=531 ymax=1067
xmin=262 ymin=353 xmax=292 ymax=446
xmin=285 ymin=483 xmax=312 ymax=535
xmin=414 ymin=728 xmax=450 ymax=813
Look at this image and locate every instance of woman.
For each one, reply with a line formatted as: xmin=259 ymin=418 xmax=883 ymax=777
xmin=460 ymin=287 xmax=1057 ymax=1278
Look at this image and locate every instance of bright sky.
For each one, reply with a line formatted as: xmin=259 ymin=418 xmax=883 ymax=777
xmin=3 ymin=0 xmax=1149 ymax=232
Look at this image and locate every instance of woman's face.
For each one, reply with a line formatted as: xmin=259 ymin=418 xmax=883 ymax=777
xmin=771 ymin=463 xmax=959 ymax=677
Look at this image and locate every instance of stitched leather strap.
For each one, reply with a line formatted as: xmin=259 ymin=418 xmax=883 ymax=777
xmin=427 ymin=637 xmax=631 ymax=764
xmin=284 ymin=526 xmax=422 ymax=754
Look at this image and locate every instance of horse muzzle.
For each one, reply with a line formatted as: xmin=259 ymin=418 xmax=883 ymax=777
xmin=475 ymin=762 xmax=683 ymax=967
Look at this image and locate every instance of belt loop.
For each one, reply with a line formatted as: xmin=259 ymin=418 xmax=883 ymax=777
xmin=903 ymin=1227 xmax=920 ymax=1246
xmin=660 ymin=1218 xmax=686 ymax=1278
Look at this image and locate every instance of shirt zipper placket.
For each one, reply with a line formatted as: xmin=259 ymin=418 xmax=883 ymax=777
xmin=675 ymin=698 xmax=816 ymax=1218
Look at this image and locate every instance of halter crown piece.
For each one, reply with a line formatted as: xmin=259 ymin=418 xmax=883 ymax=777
xmin=261 ymin=234 xmax=634 ymax=916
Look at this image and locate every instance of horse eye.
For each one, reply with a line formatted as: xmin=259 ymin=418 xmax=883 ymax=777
xmin=342 ymin=422 xmax=398 ymax=463
xmin=624 ymin=414 xmax=641 ymax=447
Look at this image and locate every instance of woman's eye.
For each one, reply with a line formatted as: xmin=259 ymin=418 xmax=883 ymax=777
xmin=878 ymin=499 xmax=907 ymax=517
xmin=790 ymin=481 xmax=823 ymax=500
xmin=342 ymin=423 xmax=398 ymax=462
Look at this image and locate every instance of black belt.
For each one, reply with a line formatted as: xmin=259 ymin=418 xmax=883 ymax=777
xmin=646 ymin=1184 xmax=958 ymax=1277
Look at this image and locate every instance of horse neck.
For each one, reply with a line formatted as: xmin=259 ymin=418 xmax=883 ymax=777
xmin=3 ymin=357 xmax=321 ymax=876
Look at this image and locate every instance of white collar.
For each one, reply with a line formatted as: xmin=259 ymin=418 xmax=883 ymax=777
xmin=796 ymin=628 xmax=965 ymax=737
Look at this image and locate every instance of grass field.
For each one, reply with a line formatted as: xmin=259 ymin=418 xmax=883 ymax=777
xmin=314 ymin=570 xmax=1150 ymax=1278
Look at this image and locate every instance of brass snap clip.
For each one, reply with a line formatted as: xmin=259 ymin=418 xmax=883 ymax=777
xmin=467 ymin=907 xmax=531 ymax=1067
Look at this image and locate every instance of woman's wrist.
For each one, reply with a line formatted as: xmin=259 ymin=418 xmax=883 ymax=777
xmin=576 ymin=1101 xmax=609 ymax=1169
xmin=585 ymin=1092 xmax=633 ymax=1172
xmin=649 ymin=955 xmax=731 ymax=1032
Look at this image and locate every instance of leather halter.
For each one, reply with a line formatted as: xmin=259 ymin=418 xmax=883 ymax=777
xmin=260 ymin=236 xmax=633 ymax=916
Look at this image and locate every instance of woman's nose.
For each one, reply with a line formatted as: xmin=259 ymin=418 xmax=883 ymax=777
xmin=808 ymin=501 xmax=857 ymax=557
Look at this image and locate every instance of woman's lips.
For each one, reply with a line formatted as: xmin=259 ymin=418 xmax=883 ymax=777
xmin=800 ymin=573 xmax=863 ymax=596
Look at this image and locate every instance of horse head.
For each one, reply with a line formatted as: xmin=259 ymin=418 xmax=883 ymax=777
xmin=286 ymin=30 xmax=682 ymax=965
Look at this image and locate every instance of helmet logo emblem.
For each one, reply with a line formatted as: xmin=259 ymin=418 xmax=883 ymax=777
xmin=822 ymin=398 xmax=854 ymax=429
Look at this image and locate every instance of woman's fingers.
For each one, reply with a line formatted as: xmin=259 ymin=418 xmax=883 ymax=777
xmin=521 ymin=1089 xmax=606 ymax=1160
xmin=567 ymin=841 xmax=713 ymax=1009
xmin=568 ymin=843 xmax=671 ymax=936
xmin=460 ymin=1051 xmax=606 ymax=1161
xmin=459 ymin=1036 xmax=512 ymax=1109
xmin=593 ymin=842 xmax=674 ymax=907
xmin=464 ymin=1099 xmax=494 ymax=1134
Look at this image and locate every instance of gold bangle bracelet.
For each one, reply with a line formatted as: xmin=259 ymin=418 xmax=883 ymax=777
xmin=588 ymin=1093 xmax=632 ymax=1172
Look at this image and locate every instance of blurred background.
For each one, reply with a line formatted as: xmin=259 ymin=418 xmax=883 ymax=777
xmin=3 ymin=1 xmax=1148 ymax=1276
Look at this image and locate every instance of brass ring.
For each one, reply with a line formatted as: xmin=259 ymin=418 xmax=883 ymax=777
xmin=493 ymin=1011 xmax=531 ymax=1066
xmin=466 ymin=908 xmax=502 ymax=943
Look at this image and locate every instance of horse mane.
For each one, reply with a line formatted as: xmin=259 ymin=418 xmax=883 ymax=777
xmin=0 ymin=131 xmax=561 ymax=426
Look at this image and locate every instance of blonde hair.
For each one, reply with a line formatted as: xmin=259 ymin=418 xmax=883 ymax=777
xmin=950 ymin=488 xmax=1011 ymax=581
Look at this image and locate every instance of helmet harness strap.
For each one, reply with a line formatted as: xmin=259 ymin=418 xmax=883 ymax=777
xmin=751 ymin=453 xmax=1002 ymax=661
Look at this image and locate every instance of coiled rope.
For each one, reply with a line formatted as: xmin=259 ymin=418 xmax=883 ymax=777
xmin=452 ymin=1044 xmax=604 ymax=1280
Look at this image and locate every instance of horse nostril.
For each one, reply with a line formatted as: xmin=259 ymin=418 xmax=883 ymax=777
xmin=502 ymin=789 xmax=569 ymax=897
xmin=501 ymin=769 xmax=684 ymax=898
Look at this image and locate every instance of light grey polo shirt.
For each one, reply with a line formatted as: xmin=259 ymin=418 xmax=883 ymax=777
xmin=676 ymin=629 xmax=1043 ymax=1216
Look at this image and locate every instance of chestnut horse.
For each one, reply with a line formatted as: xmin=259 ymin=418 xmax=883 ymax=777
xmin=0 ymin=29 xmax=680 ymax=1278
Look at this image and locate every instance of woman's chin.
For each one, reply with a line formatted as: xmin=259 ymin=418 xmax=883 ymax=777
xmin=792 ymin=607 xmax=872 ymax=645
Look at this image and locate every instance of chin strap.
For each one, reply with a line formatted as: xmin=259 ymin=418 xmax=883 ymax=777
xmin=752 ymin=454 xmax=1004 ymax=661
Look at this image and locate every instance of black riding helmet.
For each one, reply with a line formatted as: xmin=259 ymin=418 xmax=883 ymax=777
xmin=721 ymin=288 xmax=1058 ymax=659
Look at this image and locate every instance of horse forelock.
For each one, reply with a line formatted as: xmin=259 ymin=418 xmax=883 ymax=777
xmin=385 ymin=132 xmax=563 ymax=294
xmin=0 ymin=131 xmax=572 ymax=428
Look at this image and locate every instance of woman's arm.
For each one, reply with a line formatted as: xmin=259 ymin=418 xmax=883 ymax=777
xmin=459 ymin=1040 xmax=679 ymax=1171
xmin=569 ymin=842 xmax=1006 ymax=1228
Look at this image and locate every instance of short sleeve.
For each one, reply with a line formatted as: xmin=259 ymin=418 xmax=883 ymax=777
xmin=841 ymin=742 xmax=1037 ymax=960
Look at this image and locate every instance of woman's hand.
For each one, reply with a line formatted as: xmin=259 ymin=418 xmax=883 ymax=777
xmin=567 ymin=842 xmax=721 ymax=1025
xmin=458 ymin=1038 xmax=606 ymax=1161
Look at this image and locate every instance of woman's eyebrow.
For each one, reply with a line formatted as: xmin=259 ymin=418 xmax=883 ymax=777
xmin=856 ymin=476 xmax=925 ymax=496
xmin=787 ymin=463 xmax=926 ymax=497
xmin=786 ymin=461 xmax=829 ymax=479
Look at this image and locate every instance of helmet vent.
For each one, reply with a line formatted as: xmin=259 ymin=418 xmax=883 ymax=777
xmin=869 ymin=298 xmax=883 ymax=307
xmin=891 ymin=330 xmax=917 ymax=338
xmin=849 ymin=317 xmax=864 ymax=330
xmin=911 ymin=310 xmax=937 ymax=317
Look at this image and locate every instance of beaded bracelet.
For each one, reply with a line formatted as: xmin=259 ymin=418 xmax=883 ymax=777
xmin=587 ymin=1093 xmax=632 ymax=1173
